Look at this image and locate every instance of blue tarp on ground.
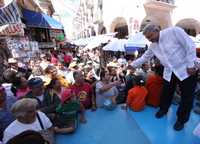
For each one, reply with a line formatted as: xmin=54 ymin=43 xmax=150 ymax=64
xmin=22 ymin=8 xmax=64 ymax=29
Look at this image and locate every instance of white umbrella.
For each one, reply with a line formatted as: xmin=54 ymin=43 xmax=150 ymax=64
xmin=128 ymin=32 xmax=150 ymax=47
xmin=103 ymin=39 xmax=127 ymax=52
xmin=72 ymin=37 xmax=92 ymax=46
xmin=83 ymin=35 xmax=114 ymax=50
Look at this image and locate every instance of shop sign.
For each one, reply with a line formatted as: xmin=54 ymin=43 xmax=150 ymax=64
xmin=50 ymin=29 xmax=65 ymax=41
xmin=38 ymin=42 xmax=56 ymax=49
xmin=0 ymin=23 xmax=25 ymax=36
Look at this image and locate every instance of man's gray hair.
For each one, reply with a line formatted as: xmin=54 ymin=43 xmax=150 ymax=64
xmin=11 ymin=98 xmax=38 ymax=118
xmin=142 ymin=24 xmax=161 ymax=35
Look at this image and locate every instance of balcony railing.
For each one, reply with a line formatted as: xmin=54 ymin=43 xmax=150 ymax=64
xmin=159 ymin=0 xmax=174 ymax=4
xmin=146 ymin=0 xmax=175 ymax=5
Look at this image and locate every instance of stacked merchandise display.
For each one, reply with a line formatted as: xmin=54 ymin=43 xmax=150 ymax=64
xmin=6 ymin=37 xmax=39 ymax=61
xmin=0 ymin=1 xmax=40 ymax=62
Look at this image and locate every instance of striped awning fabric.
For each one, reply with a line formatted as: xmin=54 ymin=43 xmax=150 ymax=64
xmin=0 ymin=1 xmax=21 ymax=26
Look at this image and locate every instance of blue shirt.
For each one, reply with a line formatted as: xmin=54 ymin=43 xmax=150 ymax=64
xmin=0 ymin=109 xmax=14 ymax=140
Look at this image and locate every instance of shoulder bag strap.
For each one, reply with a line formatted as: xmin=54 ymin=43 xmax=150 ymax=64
xmin=36 ymin=112 xmax=44 ymax=130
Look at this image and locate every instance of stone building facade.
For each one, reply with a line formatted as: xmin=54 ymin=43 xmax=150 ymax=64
xmin=73 ymin=0 xmax=200 ymax=39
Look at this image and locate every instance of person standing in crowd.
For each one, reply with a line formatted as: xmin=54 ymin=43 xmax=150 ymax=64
xmin=128 ymin=24 xmax=198 ymax=131
xmin=7 ymin=58 xmax=18 ymax=72
xmin=63 ymin=52 xmax=73 ymax=68
xmin=44 ymin=65 xmax=69 ymax=87
xmin=13 ymin=73 xmax=30 ymax=99
xmin=0 ymin=85 xmax=14 ymax=141
xmin=26 ymin=77 xmax=60 ymax=120
xmin=50 ymin=52 xmax=58 ymax=66
xmin=70 ymin=71 xmax=95 ymax=122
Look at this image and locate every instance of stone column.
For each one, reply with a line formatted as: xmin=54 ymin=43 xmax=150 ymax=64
xmin=143 ymin=0 xmax=176 ymax=29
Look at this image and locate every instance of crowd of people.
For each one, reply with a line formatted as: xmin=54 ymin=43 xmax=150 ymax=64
xmin=1 ymin=24 xmax=200 ymax=144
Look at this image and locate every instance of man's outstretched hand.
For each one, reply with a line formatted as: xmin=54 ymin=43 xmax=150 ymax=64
xmin=187 ymin=67 xmax=197 ymax=75
xmin=127 ymin=65 xmax=134 ymax=71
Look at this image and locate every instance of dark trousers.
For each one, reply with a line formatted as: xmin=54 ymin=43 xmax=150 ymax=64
xmin=160 ymin=73 xmax=197 ymax=123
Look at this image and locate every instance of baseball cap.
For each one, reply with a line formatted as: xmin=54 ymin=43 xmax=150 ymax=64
xmin=28 ymin=77 xmax=44 ymax=87
xmin=8 ymin=58 xmax=17 ymax=64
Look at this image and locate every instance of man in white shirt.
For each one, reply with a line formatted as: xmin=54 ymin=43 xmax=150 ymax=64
xmin=129 ymin=24 xmax=197 ymax=131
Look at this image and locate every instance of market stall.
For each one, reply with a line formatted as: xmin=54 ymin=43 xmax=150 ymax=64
xmin=0 ymin=1 xmax=40 ymax=62
xmin=22 ymin=8 xmax=65 ymax=50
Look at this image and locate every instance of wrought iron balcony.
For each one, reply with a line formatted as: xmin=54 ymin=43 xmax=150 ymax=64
xmin=146 ymin=0 xmax=175 ymax=5
xmin=144 ymin=0 xmax=176 ymax=11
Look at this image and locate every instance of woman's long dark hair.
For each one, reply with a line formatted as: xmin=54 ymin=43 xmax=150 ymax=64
xmin=46 ymin=78 xmax=59 ymax=90
xmin=6 ymin=130 xmax=49 ymax=144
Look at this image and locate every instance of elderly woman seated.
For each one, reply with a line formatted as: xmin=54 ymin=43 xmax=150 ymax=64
xmin=95 ymin=69 xmax=120 ymax=109
xmin=3 ymin=98 xmax=53 ymax=144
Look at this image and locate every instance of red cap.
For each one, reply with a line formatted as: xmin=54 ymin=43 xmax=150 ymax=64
xmin=61 ymin=89 xmax=72 ymax=103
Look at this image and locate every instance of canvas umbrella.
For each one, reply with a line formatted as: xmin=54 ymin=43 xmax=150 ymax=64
xmin=103 ymin=38 xmax=127 ymax=52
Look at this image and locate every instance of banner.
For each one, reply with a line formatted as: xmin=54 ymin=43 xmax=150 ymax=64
xmin=0 ymin=23 xmax=25 ymax=36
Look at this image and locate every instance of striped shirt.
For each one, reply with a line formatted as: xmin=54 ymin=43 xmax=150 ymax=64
xmin=131 ymin=27 xmax=197 ymax=82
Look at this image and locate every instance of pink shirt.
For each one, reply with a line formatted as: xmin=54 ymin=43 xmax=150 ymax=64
xmin=16 ymin=87 xmax=30 ymax=99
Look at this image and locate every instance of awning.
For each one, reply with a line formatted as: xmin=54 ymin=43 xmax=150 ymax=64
xmin=0 ymin=1 xmax=21 ymax=26
xmin=22 ymin=8 xmax=64 ymax=30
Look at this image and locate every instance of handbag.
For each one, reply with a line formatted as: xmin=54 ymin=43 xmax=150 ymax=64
xmin=37 ymin=113 xmax=55 ymax=144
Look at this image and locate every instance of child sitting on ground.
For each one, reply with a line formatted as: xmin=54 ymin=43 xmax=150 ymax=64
xmin=54 ymin=89 xmax=84 ymax=134
xmin=123 ymin=75 xmax=148 ymax=112
xmin=145 ymin=65 xmax=164 ymax=107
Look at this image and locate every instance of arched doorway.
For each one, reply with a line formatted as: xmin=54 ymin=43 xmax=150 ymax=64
xmin=110 ymin=17 xmax=128 ymax=39
xmin=176 ymin=18 xmax=200 ymax=36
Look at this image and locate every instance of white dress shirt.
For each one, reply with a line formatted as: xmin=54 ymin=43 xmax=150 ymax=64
xmin=131 ymin=27 xmax=197 ymax=82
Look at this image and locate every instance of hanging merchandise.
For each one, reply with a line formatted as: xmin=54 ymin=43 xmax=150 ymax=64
xmin=0 ymin=23 xmax=25 ymax=36
xmin=6 ymin=37 xmax=30 ymax=58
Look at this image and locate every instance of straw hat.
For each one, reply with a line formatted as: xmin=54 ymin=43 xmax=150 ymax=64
xmin=8 ymin=58 xmax=17 ymax=64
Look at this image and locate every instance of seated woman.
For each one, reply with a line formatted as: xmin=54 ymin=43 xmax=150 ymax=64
xmin=145 ymin=65 xmax=164 ymax=107
xmin=95 ymin=69 xmax=120 ymax=109
xmin=3 ymin=98 xmax=53 ymax=144
xmin=124 ymin=75 xmax=148 ymax=112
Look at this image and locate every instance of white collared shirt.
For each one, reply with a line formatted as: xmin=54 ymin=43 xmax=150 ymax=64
xmin=131 ymin=27 xmax=197 ymax=82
